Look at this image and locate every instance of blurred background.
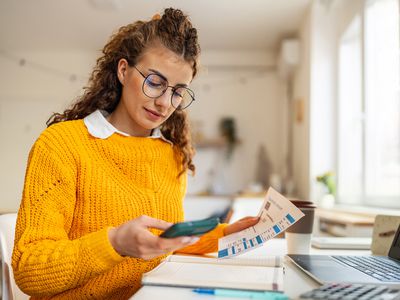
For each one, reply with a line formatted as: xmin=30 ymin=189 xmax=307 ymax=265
xmin=0 ymin=0 xmax=399 ymax=232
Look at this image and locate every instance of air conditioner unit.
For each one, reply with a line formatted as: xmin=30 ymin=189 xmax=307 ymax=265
xmin=278 ymin=39 xmax=300 ymax=80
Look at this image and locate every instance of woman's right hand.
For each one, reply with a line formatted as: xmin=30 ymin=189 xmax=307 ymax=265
xmin=108 ymin=215 xmax=199 ymax=260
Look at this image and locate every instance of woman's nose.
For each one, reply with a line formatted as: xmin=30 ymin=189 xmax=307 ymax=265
xmin=154 ymin=88 xmax=173 ymax=109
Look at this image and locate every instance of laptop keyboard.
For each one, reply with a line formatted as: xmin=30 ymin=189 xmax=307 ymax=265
xmin=333 ymin=255 xmax=400 ymax=282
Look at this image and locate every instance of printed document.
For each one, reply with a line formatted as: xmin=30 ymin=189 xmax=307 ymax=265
xmin=218 ymin=187 xmax=304 ymax=258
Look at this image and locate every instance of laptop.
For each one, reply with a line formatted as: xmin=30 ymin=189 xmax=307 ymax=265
xmin=287 ymin=224 xmax=400 ymax=287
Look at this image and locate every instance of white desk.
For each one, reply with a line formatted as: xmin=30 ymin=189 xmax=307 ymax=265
xmin=131 ymin=238 xmax=369 ymax=300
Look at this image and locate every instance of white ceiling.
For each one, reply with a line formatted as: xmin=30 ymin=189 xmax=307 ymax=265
xmin=0 ymin=0 xmax=311 ymax=52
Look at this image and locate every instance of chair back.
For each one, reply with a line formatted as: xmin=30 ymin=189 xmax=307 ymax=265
xmin=0 ymin=213 xmax=29 ymax=300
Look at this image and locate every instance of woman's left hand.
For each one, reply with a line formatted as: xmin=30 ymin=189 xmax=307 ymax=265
xmin=223 ymin=216 xmax=260 ymax=236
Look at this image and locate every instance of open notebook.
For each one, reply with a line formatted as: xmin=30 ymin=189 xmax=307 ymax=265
xmin=142 ymin=254 xmax=284 ymax=292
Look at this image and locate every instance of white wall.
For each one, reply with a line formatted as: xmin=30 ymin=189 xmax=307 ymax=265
xmin=0 ymin=49 xmax=286 ymax=211
xmin=186 ymin=50 xmax=286 ymax=195
xmin=292 ymin=8 xmax=311 ymax=200
xmin=0 ymin=50 xmax=95 ymax=212
xmin=292 ymin=1 xmax=339 ymax=202
xmin=335 ymin=0 xmax=364 ymax=36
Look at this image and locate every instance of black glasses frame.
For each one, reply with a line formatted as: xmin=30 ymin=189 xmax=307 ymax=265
xmin=133 ymin=66 xmax=195 ymax=110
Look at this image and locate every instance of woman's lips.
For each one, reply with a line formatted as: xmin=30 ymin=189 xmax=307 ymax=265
xmin=144 ymin=108 xmax=164 ymax=121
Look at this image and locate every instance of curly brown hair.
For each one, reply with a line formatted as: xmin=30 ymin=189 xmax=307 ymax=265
xmin=47 ymin=8 xmax=200 ymax=176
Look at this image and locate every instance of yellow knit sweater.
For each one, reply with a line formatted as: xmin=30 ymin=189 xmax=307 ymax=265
xmin=12 ymin=120 xmax=227 ymax=299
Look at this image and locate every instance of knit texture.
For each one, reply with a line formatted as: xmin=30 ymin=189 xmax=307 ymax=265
xmin=12 ymin=120 xmax=227 ymax=299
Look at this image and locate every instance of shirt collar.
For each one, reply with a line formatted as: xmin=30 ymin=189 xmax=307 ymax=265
xmin=83 ymin=110 xmax=172 ymax=144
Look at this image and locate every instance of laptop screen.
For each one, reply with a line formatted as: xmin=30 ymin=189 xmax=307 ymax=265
xmin=389 ymin=224 xmax=400 ymax=260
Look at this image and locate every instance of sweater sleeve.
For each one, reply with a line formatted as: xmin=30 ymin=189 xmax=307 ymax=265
xmin=12 ymin=138 xmax=124 ymax=297
xmin=175 ymin=223 xmax=229 ymax=254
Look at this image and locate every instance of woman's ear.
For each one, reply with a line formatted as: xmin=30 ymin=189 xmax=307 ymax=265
xmin=117 ymin=59 xmax=129 ymax=85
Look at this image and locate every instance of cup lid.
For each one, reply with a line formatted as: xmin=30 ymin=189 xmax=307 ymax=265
xmin=289 ymin=200 xmax=316 ymax=208
xmin=297 ymin=205 xmax=317 ymax=209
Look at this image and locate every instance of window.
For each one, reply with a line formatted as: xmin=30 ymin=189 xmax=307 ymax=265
xmin=337 ymin=0 xmax=400 ymax=207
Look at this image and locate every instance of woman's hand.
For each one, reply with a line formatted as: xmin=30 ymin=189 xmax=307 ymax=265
xmin=108 ymin=215 xmax=199 ymax=260
xmin=223 ymin=216 xmax=260 ymax=236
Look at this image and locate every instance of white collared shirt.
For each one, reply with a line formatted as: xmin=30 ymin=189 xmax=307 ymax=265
xmin=83 ymin=110 xmax=172 ymax=144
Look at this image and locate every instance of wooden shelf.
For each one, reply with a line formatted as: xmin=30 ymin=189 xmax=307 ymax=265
xmin=194 ymin=138 xmax=241 ymax=149
xmin=194 ymin=138 xmax=226 ymax=149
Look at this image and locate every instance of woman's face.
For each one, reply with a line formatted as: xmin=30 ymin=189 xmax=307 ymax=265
xmin=115 ymin=44 xmax=193 ymax=136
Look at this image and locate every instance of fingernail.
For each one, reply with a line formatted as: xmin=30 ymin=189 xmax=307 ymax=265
xmin=181 ymin=237 xmax=192 ymax=243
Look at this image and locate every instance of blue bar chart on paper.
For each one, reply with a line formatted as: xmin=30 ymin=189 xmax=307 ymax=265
xmin=218 ymin=188 xmax=305 ymax=258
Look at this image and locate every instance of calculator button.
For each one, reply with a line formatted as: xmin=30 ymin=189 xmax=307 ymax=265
xmin=299 ymin=283 xmax=400 ymax=300
xmin=327 ymin=295 xmax=343 ymax=300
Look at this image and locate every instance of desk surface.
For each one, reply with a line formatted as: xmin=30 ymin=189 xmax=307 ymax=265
xmin=131 ymin=238 xmax=369 ymax=300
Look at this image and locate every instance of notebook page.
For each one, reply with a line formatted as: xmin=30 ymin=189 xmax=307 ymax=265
xmin=168 ymin=254 xmax=283 ymax=267
xmin=142 ymin=261 xmax=283 ymax=292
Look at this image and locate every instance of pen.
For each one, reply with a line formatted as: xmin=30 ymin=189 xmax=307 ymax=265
xmin=192 ymin=288 xmax=289 ymax=299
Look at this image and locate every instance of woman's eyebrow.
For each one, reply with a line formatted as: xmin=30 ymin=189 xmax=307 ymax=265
xmin=148 ymin=68 xmax=188 ymax=87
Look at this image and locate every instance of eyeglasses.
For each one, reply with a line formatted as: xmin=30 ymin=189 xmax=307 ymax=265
xmin=133 ymin=66 xmax=195 ymax=110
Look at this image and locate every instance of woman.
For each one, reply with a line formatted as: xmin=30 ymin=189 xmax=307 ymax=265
xmin=12 ymin=8 xmax=258 ymax=299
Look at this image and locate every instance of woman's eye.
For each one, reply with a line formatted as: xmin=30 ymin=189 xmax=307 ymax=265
xmin=173 ymin=90 xmax=183 ymax=98
xmin=146 ymin=79 xmax=163 ymax=88
xmin=145 ymin=75 xmax=165 ymax=89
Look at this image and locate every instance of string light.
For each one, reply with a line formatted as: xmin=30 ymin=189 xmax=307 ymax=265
xmin=1 ymin=49 xmax=277 ymax=88
xmin=0 ymin=49 xmax=85 ymax=83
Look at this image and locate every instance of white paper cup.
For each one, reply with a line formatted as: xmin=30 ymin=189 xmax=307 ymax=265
xmin=286 ymin=232 xmax=312 ymax=254
xmin=285 ymin=202 xmax=316 ymax=254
